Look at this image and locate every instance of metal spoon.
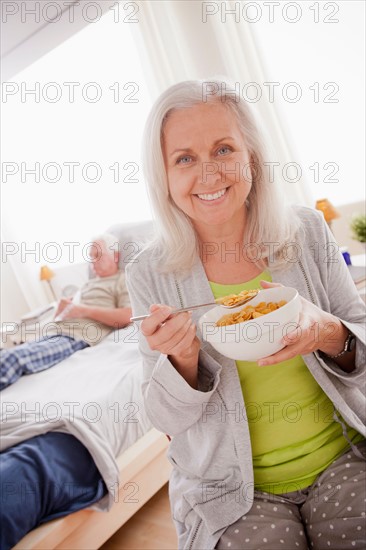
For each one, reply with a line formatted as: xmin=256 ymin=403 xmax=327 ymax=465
xmin=130 ymin=290 xmax=261 ymax=322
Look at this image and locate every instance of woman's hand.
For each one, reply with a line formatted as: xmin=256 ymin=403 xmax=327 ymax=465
xmin=256 ymin=280 xmax=351 ymax=369
xmin=141 ymin=304 xmax=200 ymax=388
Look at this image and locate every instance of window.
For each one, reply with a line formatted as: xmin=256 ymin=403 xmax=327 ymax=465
xmin=251 ymin=1 xmax=365 ymax=206
xmin=2 ymin=5 xmax=153 ymax=268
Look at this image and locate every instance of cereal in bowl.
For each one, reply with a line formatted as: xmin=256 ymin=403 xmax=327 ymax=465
xmin=216 ymin=300 xmax=287 ymax=326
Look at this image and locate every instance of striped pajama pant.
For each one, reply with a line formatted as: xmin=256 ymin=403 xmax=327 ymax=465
xmin=0 ymin=336 xmax=88 ymax=390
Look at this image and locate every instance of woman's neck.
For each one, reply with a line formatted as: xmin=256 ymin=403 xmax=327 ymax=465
xmin=194 ymin=211 xmax=247 ymax=253
xmin=193 ymin=211 xmax=269 ymax=283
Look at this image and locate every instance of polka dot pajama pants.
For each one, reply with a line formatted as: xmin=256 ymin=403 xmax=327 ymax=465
xmin=215 ymin=441 xmax=366 ymax=550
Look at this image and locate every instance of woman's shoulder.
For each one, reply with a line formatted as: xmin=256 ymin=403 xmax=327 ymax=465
xmin=125 ymin=239 xmax=163 ymax=279
xmin=290 ymin=204 xmax=327 ymax=241
xmin=291 ymin=203 xmax=325 ymax=226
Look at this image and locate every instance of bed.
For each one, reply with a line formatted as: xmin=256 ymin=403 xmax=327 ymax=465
xmin=0 ymin=221 xmax=173 ymax=549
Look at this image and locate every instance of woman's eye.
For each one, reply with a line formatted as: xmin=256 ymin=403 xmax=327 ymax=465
xmin=217 ymin=146 xmax=232 ymax=156
xmin=176 ymin=155 xmax=192 ymax=165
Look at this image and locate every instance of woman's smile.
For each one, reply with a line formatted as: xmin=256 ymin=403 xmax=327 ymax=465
xmin=194 ymin=186 xmax=230 ymax=204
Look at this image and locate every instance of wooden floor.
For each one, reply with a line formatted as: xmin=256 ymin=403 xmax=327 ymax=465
xmin=100 ymin=484 xmax=177 ymax=550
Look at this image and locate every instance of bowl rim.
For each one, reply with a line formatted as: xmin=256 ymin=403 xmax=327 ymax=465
xmin=199 ymin=286 xmax=300 ymax=331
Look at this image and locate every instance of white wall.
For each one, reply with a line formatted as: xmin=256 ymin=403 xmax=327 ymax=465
xmin=1 ymin=255 xmax=29 ymax=324
xmin=333 ymin=200 xmax=366 ymax=255
xmin=250 ymin=0 xmax=365 ymax=207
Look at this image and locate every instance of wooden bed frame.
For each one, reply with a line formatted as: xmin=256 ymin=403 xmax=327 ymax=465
xmin=14 ymin=429 xmax=172 ymax=549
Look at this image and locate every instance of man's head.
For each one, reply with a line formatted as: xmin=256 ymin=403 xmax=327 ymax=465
xmin=89 ymin=233 xmax=119 ymax=277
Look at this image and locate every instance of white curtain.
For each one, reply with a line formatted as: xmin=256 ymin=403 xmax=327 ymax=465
xmin=131 ymin=0 xmax=314 ymax=206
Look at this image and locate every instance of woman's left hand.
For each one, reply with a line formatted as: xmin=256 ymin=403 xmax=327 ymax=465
xmin=256 ymin=280 xmax=348 ymax=366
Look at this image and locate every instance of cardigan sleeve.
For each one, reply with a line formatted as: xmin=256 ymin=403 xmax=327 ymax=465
xmin=125 ymin=257 xmax=222 ymax=436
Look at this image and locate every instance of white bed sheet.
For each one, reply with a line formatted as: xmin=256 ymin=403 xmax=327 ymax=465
xmin=0 ymin=328 xmax=152 ymax=510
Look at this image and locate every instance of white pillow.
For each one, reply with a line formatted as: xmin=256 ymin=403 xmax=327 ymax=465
xmin=89 ymin=220 xmax=155 ymax=277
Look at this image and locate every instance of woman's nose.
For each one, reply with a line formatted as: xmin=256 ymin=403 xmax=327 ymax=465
xmin=197 ymin=160 xmax=223 ymax=187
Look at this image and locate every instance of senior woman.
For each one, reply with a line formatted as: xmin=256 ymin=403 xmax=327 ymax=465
xmin=126 ymin=79 xmax=366 ymax=550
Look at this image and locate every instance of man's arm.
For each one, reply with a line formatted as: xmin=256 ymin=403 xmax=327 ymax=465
xmin=59 ymin=304 xmax=132 ymax=328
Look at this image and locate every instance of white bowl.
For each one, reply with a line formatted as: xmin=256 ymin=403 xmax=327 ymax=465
xmin=198 ymin=287 xmax=301 ymax=362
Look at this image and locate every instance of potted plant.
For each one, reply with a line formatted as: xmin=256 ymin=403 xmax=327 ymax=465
xmin=350 ymin=213 xmax=366 ymax=250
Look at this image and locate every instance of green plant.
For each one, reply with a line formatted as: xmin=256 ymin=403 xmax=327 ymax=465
xmin=350 ymin=213 xmax=366 ymax=242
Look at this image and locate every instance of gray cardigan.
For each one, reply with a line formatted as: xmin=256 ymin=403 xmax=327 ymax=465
xmin=125 ymin=206 xmax=366 ymax=550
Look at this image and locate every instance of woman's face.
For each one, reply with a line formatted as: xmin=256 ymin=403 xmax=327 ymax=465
xmin=162 ymin=101 xmax=253 ymax=234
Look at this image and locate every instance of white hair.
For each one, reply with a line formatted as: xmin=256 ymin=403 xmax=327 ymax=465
xmin=142 ymin=77 xmax=304 ymax=274
xmin=91 ymin=233 xmax=119 ymax=256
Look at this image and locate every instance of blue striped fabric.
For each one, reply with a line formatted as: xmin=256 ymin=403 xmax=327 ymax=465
xmin=0 ymin=336 xmax=88 ymax=390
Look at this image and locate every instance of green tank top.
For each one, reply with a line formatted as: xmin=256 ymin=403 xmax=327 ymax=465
xmin=209 ymin=271 xmax=363 ymax=494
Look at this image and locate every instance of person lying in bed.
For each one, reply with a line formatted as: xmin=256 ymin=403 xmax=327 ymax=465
xmin=0 ymin=233 xmax=132 ymax=390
